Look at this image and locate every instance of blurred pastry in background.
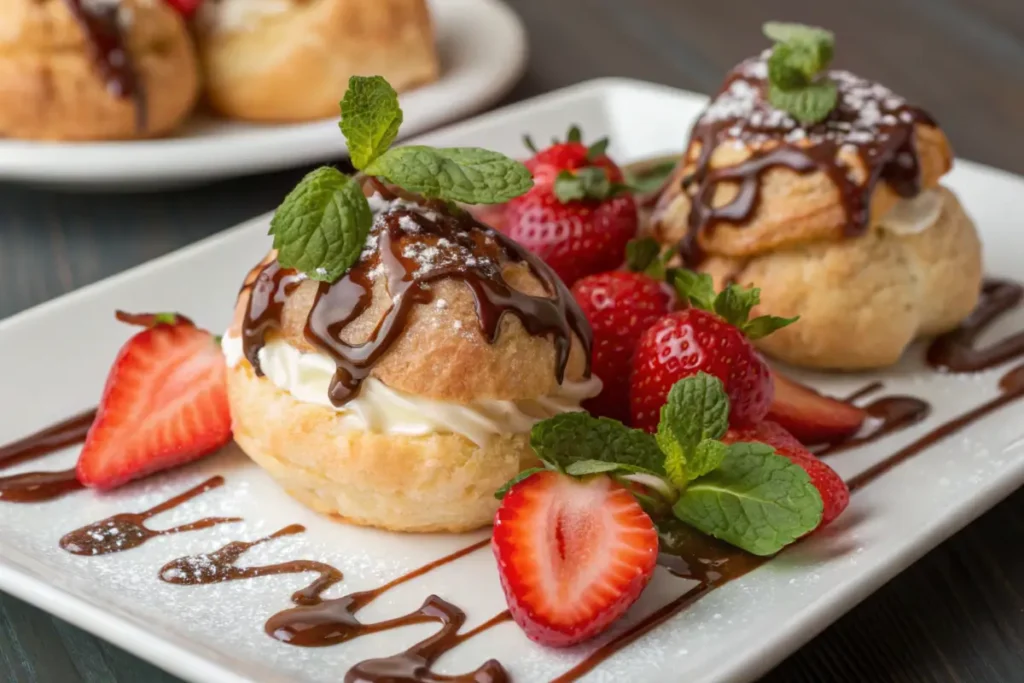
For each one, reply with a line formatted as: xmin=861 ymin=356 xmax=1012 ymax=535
xmin=195 ymin=0 xmax=440 ymax=122
xmin=0 ymin=0 xmax=200 ymax=141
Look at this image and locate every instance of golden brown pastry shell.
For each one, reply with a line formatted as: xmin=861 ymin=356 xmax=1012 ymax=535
xmin=231 ymin=251 xmax=590 ymax=404
xmin=699 ymin=186 xmax=982 ymax=369
xmin=0 ymin=0 xmax=199 ymax=141
xmin=196 ymin=0 xmax=439 ymax=122
xmin=228 ymin=361 xmax=535 ymax=533
xmin=652 ymin=123 xmax=954 ymax=258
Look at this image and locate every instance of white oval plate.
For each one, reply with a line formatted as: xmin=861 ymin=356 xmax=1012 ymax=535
xmin=0 ymin=0 xmax=526 ymax=191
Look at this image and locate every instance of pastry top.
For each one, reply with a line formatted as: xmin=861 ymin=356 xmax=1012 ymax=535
xmin=2 ymin=0 xmax=179 ymax=49
xmin=653 ymin=51 xmax=953 ymax=259
xmin=231 ymin=180 xmax=592 ymax=405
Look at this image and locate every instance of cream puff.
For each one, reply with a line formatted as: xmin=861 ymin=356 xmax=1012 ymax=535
xmin=223 ymin=179 xmax=599 ymax=533
xmin=0 ymin=0 xmax=199 ymax=140
xmin=652 ymin=51 xmax=982 ymax=370
xmin=195 ymin=0 xmax=440 ymax=122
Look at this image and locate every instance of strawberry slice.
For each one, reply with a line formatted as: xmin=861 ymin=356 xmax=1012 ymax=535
xmin=164 ymin=0 xmax=203 ymax=18
xmin=492 ymin=471 xmax=658 ymax=647
xmin=767 ymin=371 xmax=866 ymax=446
xmin=76 ymin=311 xmax=231 ymax=490
xmin=724 ymin=421 xmax=849 ymax=527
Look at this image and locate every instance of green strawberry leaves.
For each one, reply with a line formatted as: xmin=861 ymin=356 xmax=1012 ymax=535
xmin=496 ymin=372 xmax=826 ymax=557
xmin=673 ymin=442 xmax=823 ymax=556
xmin=672 ymin=269 xmax=798 ymax=340
xmin=270 ymin=167 xmax=373 ymax=282
xmin=762 ymin=21 xmax=838 ymax=124
xmin=625 ymin=237 xmax=674 ymax=280
xmin=269 ymin=75 xmax=533 ymax=283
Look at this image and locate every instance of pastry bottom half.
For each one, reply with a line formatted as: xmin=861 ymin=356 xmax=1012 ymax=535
xmin=227 ymin=362 xmax=537 ymax=533
xmin=700 ymin=186 xmax=983 ymax=370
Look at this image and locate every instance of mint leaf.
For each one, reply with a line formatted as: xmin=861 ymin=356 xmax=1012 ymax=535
xmin=269 ymin=167 xmax=373 ymax=282
xmin=744 ymin=314 xmax=799 ymax=340
xmin=340 ymin=76 xmax=404 ymax=171
xmin=671 ymin=269 xmax=716 ymax=312
xmin=495 ymin=467 xmax=547 ymax=499
xmin=364 ymin=146 xmax=533 ymax=205
xmin=713 ymin=284 xmax=760 ymax=328
xmin=530 ymin=413 xmax=666 ymax=476
xmin=625 ymin=237 xmax=661 ymax=273
xmin=655 ymin=373 xmax=730 ymax=486
xmin=691 ymin=438 xmax=729 ymax=478
xmin=768 ymin=81 xmax=838 ymax=125
xmin=565 ymin=460 xmax=621 ymax=476
xmin=672 ymin=442 xmax=823 ymax=556
xmin=763 ymin=22 xmax=835 ymax=54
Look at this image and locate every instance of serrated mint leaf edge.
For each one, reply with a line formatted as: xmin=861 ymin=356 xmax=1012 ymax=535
xmin=339 ymin=76 xmax=404 ymax=171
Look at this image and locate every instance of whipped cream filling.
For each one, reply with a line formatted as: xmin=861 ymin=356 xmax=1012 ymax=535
xmin=222 ymin=335 xmax=602 ymax=446
xmin=879 ymin=189 xmax=943 ymax=235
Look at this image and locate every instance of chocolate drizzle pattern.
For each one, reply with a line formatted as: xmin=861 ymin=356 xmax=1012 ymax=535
xmin=62 ymin=0 xmax=147 ymax=131
xmin=816 ymin=383 xmax=932 ymax=457
xmin=242 ymin=179 xmax=592 ymax=406
xmin=680 ymin=52 xmax=934 ymax=264
xmin=59 ymin=476 xmax=240 ymax=556
xmin=927 ymin=278 xmax=1024 ymax=372
xmin=0 ymin=409 xmax=94 ymax=503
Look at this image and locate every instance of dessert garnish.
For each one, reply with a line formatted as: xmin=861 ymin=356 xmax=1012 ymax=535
xmin=165 ymin=0 xmax=203 ymax=18
xmin=631 ymin=271 xmax=796 ymax=431
xmin=768 ymin=370 xmax=867 ymax=445
xmin=762 ymin=21 xmax=837 ymax=125
xmin=927 ymin=278 xmax=1024 ymax=373
xmin=504 ymin=127 xmax=640 ymax=286
xmin=0 ymin=410 xmax=93 ymax=503
xmin=269 ymin=75 xmax=532 ymax=282
xmin=75 ymin=311 xmax=230 ymax=489
xmin=570 ymin=238 xmax=678 ymax=422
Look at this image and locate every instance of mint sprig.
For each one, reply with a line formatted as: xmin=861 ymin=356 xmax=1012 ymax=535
xmin=270 ymin=168 xmax=373 ymax=282
xmin=497 ymin=372 xmax=825 ymax=556
xmin=269 ymin=76 xmax=533 ymax=282
xmin=672 ymin=269 xmax=798 ymax=340
xmin=762 ymin=21 xmax=838 ymax=124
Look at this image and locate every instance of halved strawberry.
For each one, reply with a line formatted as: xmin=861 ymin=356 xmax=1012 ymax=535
xmin=492 ymin=471 xmax=658 ymax=647
xmin=165 ymin=0 xmax=203 ymax=18
xmin=724 ymin=420 xmax=849 ymax=527
xmin=768 ymin=371 xmax=866 ymax=446
xmin=76 ymin=311 xmax=231 ymax=490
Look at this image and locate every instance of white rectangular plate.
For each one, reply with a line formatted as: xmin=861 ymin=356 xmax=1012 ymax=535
xmin=2 ymin=79 xmax=1023 ymax=683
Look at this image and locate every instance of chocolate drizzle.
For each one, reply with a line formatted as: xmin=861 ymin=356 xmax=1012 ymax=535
xmin=848 ymin=363 xmax=1024 ymax=491
xmin=680 ymin=54 xmax=934 ymax=264
xmin=59 ymin=476 xmax=240 ymax=556
xmin=927 ymin=278 xmax=1024 ymax=372
xmin=0 ymin=409 xmax=94 ymax=503
xmin=816 ymin=384 xmax=932 ymax=457
xmin=62 ymin=0 xmax=147 ymax=132
xmin=242 ymin=180 xmax=592 ymax=406
xmin=160 ymin=524 xmax=342 ymax=604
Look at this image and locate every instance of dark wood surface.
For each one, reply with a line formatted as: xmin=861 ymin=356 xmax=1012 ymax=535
xmin=2 ymin=0 xmax=1023 ymax=681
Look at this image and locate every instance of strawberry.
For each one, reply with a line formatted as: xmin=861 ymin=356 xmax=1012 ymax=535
xmin=76 ymin=311 xmax=231 ymax=490
xmin=768 ymin=371 xmax=866 ymax=446
xmin=630 ymin=271 xmax=796 ymax=432
xmin=164 ymin=0 xmax=203 ymax=18
xmin=571 ymin=239 xmax=677 ymax=423
xmin=492 ymin=470 xmax=658 ymax=647
xmin=724 ymin=420 xmax=849 ymax=527
xmin=504 ymin=126 xmax=638 ymax=286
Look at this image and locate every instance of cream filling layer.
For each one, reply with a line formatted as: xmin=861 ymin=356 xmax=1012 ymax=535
xmin=222 ymin=335 xmax=602 ymax=447
xmin=879 ymin=189 xmax=944 ymax=235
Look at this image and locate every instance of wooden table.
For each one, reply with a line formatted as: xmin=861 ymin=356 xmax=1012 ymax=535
xmin=2 ymin=1 xmax=1023 ymax=681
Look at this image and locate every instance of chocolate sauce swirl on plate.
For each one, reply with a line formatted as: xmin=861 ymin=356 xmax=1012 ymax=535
xmin=0 ymin=409 xmax=94 ymax=503
xmin=927 ymin=278 xmax=1024 ymax=372
xmin=59 ymin=476 xmax=240 ymax=556
xmin=62 ymin=0 xmax=147 ymax=131
xmin=243 ymin=180 xmax=592 ymax=406
xmin=816 ymin=384 xmax=932 ymax=457
xmin=679 ymin=53 xmax=934 ymax=263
